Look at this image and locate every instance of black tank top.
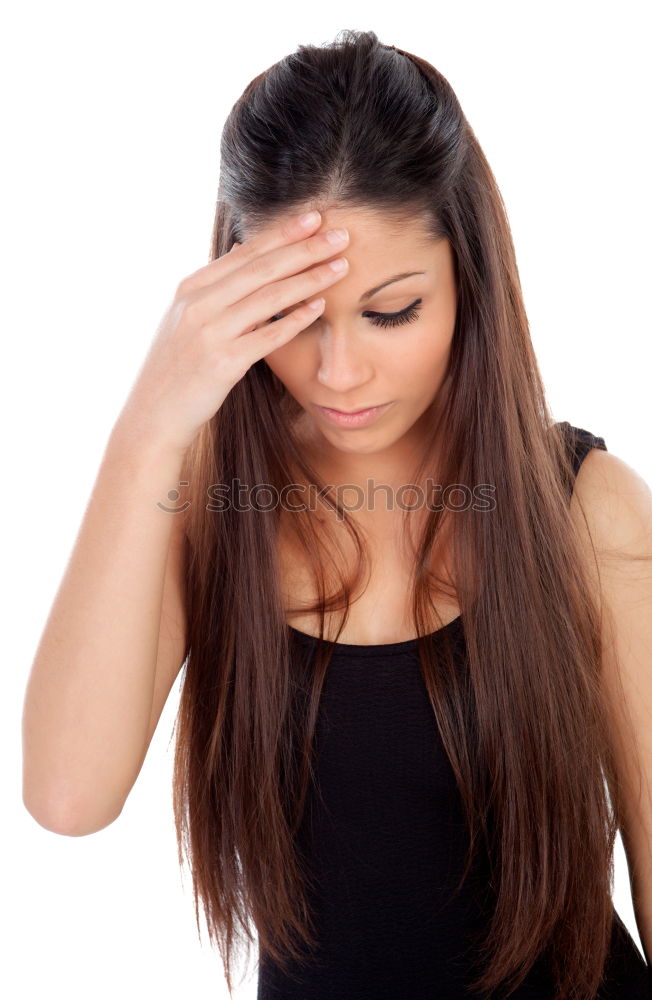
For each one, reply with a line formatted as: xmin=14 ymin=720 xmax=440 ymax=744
xmin=257 ymin=423 xmax=651 ymax=999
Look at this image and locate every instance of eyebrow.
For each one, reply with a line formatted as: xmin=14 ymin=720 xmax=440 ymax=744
xmin=358 ymin=271 xmax=426 ymax=303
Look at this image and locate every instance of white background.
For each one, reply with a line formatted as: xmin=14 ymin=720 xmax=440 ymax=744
xmin=3 ymin=1 xmax=650 ymax=997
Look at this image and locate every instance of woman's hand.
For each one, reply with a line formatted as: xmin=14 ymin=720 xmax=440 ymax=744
xmin=117 ymin=210 xmax=349 ymax=455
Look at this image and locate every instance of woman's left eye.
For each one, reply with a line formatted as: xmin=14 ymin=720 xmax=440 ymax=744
xmin=364 ymin=298 xmax=423 ymax=329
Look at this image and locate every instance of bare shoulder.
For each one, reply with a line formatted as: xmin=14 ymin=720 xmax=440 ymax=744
xmin=570 ymin=447 xmax=652 ymax=557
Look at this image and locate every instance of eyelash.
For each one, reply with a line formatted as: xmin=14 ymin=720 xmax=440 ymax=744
xmin=269 ymin=298 xmax=423 ymax=330
xmin=364 ymin=298 xmax=423 ymax=329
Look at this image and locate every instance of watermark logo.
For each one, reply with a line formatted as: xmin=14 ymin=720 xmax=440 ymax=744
xmin=158 ymin=478 xmax=496 ymax=521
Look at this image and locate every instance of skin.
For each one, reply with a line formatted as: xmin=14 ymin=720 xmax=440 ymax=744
xmin=256 ymin=206 xmax=458 ymax=502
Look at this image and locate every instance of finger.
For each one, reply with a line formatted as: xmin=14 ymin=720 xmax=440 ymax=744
xmin=189 ymin=220 xmax=349 ymax=335
xmin=181 ymin=213 xmax=321 ymax=292
xmin=239 ymin=296 xmax=327 ymax=367
xmin=234 ymin=254 xmax=348 ymax=337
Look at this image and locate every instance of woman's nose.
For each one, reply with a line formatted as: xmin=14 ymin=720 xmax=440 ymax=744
xmin=315 ymin=328 xmax=375 ymax=392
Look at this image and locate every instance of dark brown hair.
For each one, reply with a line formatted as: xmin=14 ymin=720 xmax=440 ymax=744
xmin=171 ymin=29 xmax=639 ymax=999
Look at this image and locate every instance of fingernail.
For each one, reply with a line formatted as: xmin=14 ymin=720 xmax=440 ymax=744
xmin=325 ymin=228 xmax=348 ymax=244
xmin=298 ymin=210 xmax=320 ymax=228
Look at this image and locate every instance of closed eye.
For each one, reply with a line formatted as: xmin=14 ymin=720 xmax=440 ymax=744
xmin=363 ymin=298 xmax=423 ymax=329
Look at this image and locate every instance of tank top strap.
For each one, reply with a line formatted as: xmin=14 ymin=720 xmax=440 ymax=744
xmin=553 ymin=420 xmax=608 ymax=496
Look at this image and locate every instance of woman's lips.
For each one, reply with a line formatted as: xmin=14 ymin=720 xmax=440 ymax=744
xmin=314 ymin=402 xmax=393 ymax=428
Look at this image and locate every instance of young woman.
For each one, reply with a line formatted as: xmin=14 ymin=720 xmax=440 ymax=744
xmin=22 ymin=28 xmax=652 ymax=1000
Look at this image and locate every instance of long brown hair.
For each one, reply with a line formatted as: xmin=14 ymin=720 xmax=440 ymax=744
xmin=171 ymin=29 xmax=638 ymax=998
